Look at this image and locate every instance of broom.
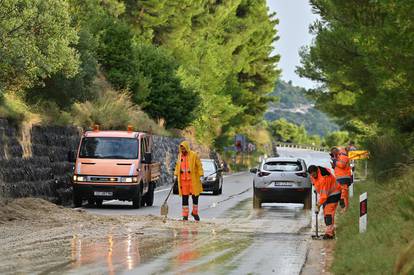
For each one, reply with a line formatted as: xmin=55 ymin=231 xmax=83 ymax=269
xmin=160 ymin=171 xmax=219 ymax=217
xmin=160 ymin=184 xmax=174 ymax=217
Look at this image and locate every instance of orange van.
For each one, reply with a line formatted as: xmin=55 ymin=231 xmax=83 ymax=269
xmin=69 ymin=127 xmax=161 ymax=208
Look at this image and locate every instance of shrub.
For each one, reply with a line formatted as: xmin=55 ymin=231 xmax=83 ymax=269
xmin=0 ymin=92 xmax=31 ymax=123
xmin=365 ymin=134 xmax=411 ymax=180
xmin=71 ymin=89 xmax=168 ymax=135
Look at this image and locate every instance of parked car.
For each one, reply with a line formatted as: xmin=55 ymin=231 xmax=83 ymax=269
xmin=173 ymin=159 xmax=223 ymax=195
xmin=250 ymin=157 xmax=311 ymax=209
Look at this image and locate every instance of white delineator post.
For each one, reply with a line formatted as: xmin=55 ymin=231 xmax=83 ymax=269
xmin=359 ymin=192 xmax=368 ymax=233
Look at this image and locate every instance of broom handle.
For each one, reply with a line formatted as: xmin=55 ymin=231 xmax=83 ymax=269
xmin=163 ymin=170 xmax=219 ymax=204
xmin=163 ymin=184 xmax=174 ymax=205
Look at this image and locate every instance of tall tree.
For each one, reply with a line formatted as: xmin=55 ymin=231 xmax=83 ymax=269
xmin=0 ymin=0 xmax=79 ymax=93
xmin=298 ymin=0 xmax=414 ymax=137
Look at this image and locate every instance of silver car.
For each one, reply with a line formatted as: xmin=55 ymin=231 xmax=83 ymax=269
xmin=250 ymin=157 xmax=311 ymax=209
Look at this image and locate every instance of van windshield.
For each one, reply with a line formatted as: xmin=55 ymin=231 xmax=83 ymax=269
xmin=79 ymin=137 xmax=138 ymax=159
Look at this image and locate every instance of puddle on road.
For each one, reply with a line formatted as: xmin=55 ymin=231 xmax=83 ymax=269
xmin=63 ymin=227 xmax=253 ymax=275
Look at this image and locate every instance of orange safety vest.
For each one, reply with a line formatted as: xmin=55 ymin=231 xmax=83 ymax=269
xmin=334 ymin=149 xmax=352 ymax=183
xmin=311 ymin=167 xmax=342 ymax=205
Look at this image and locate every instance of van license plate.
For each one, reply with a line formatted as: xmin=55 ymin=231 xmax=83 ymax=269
xmin=274 ymin=182 xmax=292 ymax=186
xmin=94 ymin=191 xmax=113 ymax=196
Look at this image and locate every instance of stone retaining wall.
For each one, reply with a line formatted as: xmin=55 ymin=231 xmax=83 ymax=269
xmin=0 ymin=119 xmax=208 ymax=204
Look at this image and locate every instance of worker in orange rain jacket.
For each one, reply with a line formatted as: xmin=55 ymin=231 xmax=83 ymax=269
xmin=308 ymin=165 xmax=342 ymax=239
xmin=174 ymin=141 xmax=204 ymax=221
xmin=330 ymin=147 xmax=352 ymax=210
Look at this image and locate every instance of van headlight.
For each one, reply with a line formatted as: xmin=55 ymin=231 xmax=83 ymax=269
xmin=121 ymin=177 xmax=138 ymax=183
xmin=73 ymin=175 xmax=86 ymax=182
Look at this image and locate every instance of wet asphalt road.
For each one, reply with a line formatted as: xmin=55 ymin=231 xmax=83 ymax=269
xmin=77 ymin=147 xmax=331 ymax=275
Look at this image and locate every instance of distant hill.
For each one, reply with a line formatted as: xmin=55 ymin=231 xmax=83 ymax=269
xmin=265 ymin=80 xmax=339 ymax=136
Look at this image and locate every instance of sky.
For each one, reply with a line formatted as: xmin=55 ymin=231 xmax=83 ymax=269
xmin=266 ymin=0 xmax=318 ymax=89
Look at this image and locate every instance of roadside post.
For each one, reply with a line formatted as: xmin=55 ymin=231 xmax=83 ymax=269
xmin=359 ymin=192 xmax=367 ymax=233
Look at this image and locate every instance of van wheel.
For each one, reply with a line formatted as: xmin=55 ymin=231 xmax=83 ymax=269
xmin=132 ymin=188 xmax=142 ymax=209
xmin=73 ymin=192 xmax=82 ymax=208
xmin=95 ymin=199 xmax=103 ymax=208
xmin=145 ymin=182 xmax=155 ymax=206
xmin=303 ymin=192 xmax=312 ymax=210
xmin=253 ymin=189 xmax=262 ymax=209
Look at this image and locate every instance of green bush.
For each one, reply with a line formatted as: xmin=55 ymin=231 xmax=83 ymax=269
xmin=365 ymin=134 xmax=411 ymax=180
xmin=0 ymin=92 xmax=31 ymax=123
xmin=71 ymin=89 xmax=168 ymax=135
xmin=333 ymin=169 xmax=414 ymax=274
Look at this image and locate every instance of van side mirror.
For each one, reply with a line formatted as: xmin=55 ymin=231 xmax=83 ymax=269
xmin=250 ymin=168 xmax=258 ymax=174
xmin=68 ymin=150 xmax=76 ymax=163
xmin=142 ymin=152 xmax=152 ymax=164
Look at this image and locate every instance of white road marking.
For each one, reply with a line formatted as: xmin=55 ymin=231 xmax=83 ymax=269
xmin=155 ymin=188 xmax=171 ymax=193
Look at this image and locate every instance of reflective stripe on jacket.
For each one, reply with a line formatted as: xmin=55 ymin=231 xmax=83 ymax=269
xmin=334 ymin=149 xmax=352 ymax=178
xmin=311 ymin=167 xmax=342 ymax=205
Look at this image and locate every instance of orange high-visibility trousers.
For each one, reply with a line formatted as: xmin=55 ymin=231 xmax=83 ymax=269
xmin=324 ymin=202 xmax=338 ymax=237
xmin=181 ymin=179 xmax=193 ymax=196
xmin=339 ymin=183 xmax=349 ymax=209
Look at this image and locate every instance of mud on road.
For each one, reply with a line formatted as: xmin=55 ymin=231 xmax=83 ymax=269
xmin=0 ymin=197 xmax=328 ymax=275
xmin=0 ymin=198 xmax=229 ymax=274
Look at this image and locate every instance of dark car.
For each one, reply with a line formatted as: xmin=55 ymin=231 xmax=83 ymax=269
xmin=173 ymin=159 xmax=223 ymax=195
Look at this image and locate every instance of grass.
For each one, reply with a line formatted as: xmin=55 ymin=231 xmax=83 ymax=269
xmin=71 ymin=88 xmax=168 ymax=135
xmin=332 ymin=168 xmax=414 ymax=274
xmin=0 ymin=92 xmax=32 ymax=123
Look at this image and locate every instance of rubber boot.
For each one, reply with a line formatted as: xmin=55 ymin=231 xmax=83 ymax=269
xmin=182 ymin=206 xmax=189 ymax=221
xmin=191 ymin=205 xmax=200 ymax=221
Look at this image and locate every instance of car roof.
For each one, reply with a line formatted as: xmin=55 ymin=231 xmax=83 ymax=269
xmin=84 ymin=131 xmax=144 ymax=138
xmin=263 ymin=157 xmax=303 ymax=163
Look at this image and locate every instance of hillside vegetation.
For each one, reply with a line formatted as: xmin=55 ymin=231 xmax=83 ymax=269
xmin=0 ymin=0 xmax=279 ymax=149
xmin=298 ymin=1 xmax=414 ymax=274
xmin=265 ymin=80 xmax=338 ymax=137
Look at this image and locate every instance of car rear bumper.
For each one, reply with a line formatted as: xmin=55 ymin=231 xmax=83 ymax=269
xmin=73 ymin=183 xmax=139 ymax=201
xmin=254 ymin=187 xmax=311 ymax=203
xmin=202 ymin=180 xmax=219 ymax=191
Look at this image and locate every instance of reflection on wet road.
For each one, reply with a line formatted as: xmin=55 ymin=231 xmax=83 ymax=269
xmin=63 ymin=147 xmax=329 ymax=274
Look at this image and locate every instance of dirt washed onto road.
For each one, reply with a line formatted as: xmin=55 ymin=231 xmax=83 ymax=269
xmin=0 ymin=198 xmax=228 ymax=274
xmin=0 ymin=198 xmax=327 ymax=274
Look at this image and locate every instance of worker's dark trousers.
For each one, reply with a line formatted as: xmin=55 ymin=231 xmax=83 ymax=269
xmin=182 ymin=195 xmax=199 ymax=216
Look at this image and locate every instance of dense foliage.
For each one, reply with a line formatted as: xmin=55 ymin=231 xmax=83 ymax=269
xmin=298 ymin=0 xmax=414 ymax=153
xmin=0 ymin=0 xmax=279 ymax=148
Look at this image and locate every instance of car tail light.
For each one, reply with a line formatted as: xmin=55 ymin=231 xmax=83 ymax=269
xmin=258 ymin=171 xmax=270 ymax=177
xmin=296 ymin=172 xmax=308 ymax=177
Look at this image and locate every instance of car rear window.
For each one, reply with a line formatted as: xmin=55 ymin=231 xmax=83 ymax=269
xmin=263 ymin=161 xmax=302 ymax=172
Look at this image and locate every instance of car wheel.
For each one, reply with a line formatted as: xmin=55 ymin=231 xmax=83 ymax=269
xmin=303 ymin=191 xmax=312 ymax=210
xmin=173 ymin=183 xmax=179 ymax=195
xmin=213 ymin=187 xmax=220 ymax=195
xmin=73 ymin=192 xmax=82 ymax=208
xmin=253 ymin=188 xmax=262 ymax=209
xmin=132 ymin=187 xmax=142 ymax=209
xmin=95 ymin=199 xmax=103 ymax=208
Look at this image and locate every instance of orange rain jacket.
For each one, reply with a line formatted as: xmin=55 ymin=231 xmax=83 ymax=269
xmin=333 ymin=148 xmax=352 ymax=185
xmin=174 ymin=141 xmax=204 ymax=196
xmin=311 ymin=167 xmax=342 ymax=205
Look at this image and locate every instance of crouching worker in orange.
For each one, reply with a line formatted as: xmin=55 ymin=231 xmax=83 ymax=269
xmin=308 ymin=165 xmax=342 ymax=239
xmin=174 ymin=141 xmax=204 ymax=221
